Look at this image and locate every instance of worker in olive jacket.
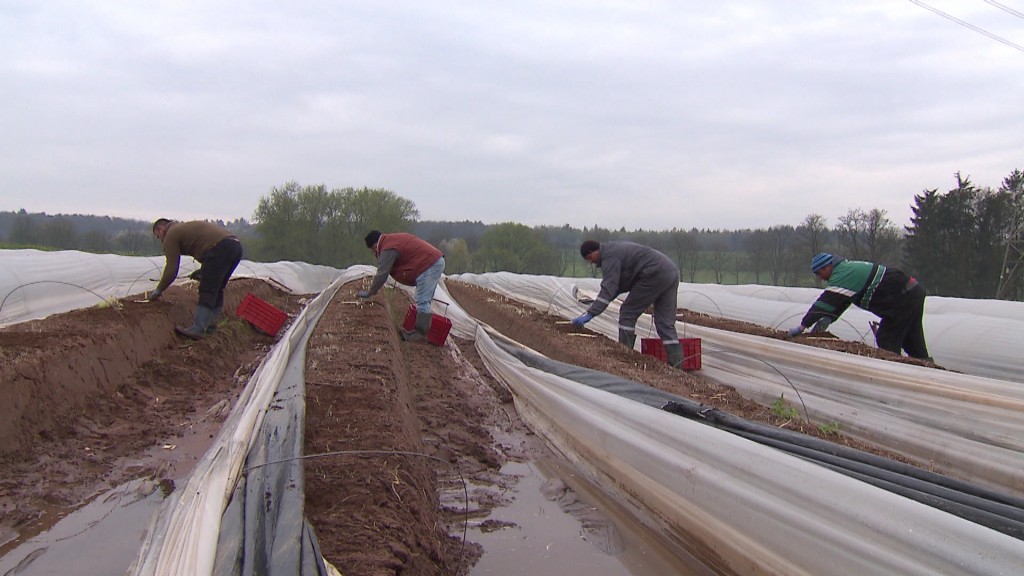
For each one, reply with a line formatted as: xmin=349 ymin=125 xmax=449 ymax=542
xmin=786 ymin=252 xmax=930 ymax=360
xmin=358 ymin=230 xmax=446 ymax=342
xmin=572 ymin=240 xmax=685 ymax=368
xmin=149 ymin=218 xmax=243 ymax=339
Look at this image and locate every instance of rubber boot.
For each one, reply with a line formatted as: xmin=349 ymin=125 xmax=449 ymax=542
xmin=618 ymin=329 xmax=636 ymax=349
xmin=401 ymin=311 xmax=432 ymax=343
xmin=205 ymin=306 xmax=223 ymax=334
xmin=664 ymin=341 xmax=684 ymax=369
xmin=416 ymin=311 xmax=433 ymax=340
xmin=176 ymin=305 xmax=215 ymax=340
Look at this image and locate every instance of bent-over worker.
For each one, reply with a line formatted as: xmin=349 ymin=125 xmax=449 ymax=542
xmin=786 ymin=252 xmax=930 ymax=360
xmin=572 ymin=240 xmax=685 ymax=368
xmin=150 ymin=218 xmax=243 ymax=339
xmin=359 ymin=230 xmax=446 ymax=342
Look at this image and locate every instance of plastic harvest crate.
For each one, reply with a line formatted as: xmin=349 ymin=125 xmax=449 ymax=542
xmin=236 ymin=293 xmax=288 ymax=336
xmin=640 ymin=337 xmax=701 ymax=370
xmin=403 ymin=304 xmax=453 ymax=346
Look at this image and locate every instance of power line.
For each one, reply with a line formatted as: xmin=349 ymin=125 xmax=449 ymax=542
xmin=983 ymin=0 xmax=1024 ymax=20
xmin=908 ymin=0 xmax=1024 ymax=53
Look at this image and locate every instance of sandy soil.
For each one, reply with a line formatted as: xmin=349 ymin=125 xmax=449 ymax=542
xmin=0 ymin=274 xmax=938 ymax=574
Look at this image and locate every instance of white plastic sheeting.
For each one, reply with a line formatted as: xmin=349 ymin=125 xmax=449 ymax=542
xmin=0 ymin=249 xmax=342 ymax=327
xmin=468 ymin=324 xmax=1024 ymax=574
xmin=452 ymin=273 xmax=1024 ymax=498
xmin=674 ymin=282 xmax=1022 ymax=383
xmin=455 ymin=273 xmax=1024 ymax=382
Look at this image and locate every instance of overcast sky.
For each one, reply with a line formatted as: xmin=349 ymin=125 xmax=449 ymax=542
xmin=2 ymin=1 xmax=1022 ymax=231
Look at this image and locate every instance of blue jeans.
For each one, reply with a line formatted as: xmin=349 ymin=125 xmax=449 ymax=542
xmin=414 ymin=257 xmax=445 ymax=314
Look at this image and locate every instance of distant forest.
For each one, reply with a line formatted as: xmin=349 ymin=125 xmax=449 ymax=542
xmin=3 ymin=169 xmax=1023 ymax=300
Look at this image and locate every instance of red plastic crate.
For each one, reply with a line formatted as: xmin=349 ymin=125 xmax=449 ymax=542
xmin=236 ymin=293 xmax=288 ymax=336
xmin=403 ymin=304 xmax=453 ymax=346
xmin=640 ymin=337 xmax=701 ymax=370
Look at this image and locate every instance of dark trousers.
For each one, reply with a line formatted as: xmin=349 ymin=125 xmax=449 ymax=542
xmin=197 ymin=238 xmax=243 ymax=310
xmin=618 ymin=268 xmax=680 ymax=342
xmin=875 ymin=284 xmax=929 ymax=359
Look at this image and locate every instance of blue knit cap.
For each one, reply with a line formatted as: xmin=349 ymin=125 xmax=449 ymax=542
xmin=810 ymin=252 xmax=834 ymax=273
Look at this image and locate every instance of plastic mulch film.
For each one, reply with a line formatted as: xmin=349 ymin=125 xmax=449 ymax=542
xmin=451 ymin=273 xmax=1024 ymax=498
xmin=466 ymin=321 xmax=1024 ymax=575
xmin=0 ymin=249 xmax=342 ymax=328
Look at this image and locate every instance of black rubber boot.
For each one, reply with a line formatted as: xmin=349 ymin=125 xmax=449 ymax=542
xmin=664 ymin=341 xmax=684 ymax=369
xmin=618 ymin=329 xmax=636 ymax=349
xmin=176 ymin=305 xmax=215 ymax=340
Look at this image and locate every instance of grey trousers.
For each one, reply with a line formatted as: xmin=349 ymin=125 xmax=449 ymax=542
xmin=617 ymin=268 xmax=679 ymax=343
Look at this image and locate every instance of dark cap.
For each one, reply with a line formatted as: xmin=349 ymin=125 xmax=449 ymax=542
xmin=364 ymin=230 xmax=382 ymax=248
xmin=580 ymin=240 xmax=600 ymax=258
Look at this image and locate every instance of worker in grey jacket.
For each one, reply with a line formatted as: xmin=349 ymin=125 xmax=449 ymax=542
xmin=572 ymin=240 xmax=684 ymax=368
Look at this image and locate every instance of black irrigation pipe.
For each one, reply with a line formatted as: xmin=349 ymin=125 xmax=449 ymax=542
xmin=663 ymin=400 xmax=1024 ymax=541
xmin=664 ymin=400 xmax=1024 ymax=509
xmin=734 ymin=429 xmax=1024 ymax=539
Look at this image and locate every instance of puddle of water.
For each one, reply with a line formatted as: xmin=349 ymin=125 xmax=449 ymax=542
xmin=466 ymin=456 xmax=714 ymax=575
xmin=0 ymin=418 xmax=222 ymax=574
xmin=0 ymin=479 xmax=164 ymax=575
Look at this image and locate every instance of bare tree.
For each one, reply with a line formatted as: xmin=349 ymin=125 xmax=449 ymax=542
xmin=863 ymin=208 xmax=901 ymax=264
xmin=743 ymin=229 xmax=770 ymax=284
xmin=667 ymin=228 xmax=699 ymax=282
xmin=709 ymin=239 xmax=728 ymax=283
xmin=763 ymin=225 xmax=796 ymax=285
xmin=835 ymin=208 xmax=868 ymax=260
xmin=798 ymin=214 xmax=830 ymax=256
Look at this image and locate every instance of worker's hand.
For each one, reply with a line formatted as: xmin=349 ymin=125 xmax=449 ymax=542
xmin=786 ymin=325 xmax=805 ymax=338
xmin=356 ymin=290 xmax=371 ymax=299
xmin=811 ymin=318 xmax=832 ymax=333
xmin=571 ymin=313 xmax=594 ymax=328
xmin=188 ymin=269 xmax=202 ymax=281
xmin=147 ymin=288 xmax=163 ymax=302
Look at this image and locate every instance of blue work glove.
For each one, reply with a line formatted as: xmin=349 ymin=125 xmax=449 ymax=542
xmin=147 ymin=288 xmax=163 ymax=301
xmin=786 ymin=325 xmax=805 ymax=338
xmin=571 ymin=313 xmax=594 ymax=328
xmin=812 ymin=317 xmax=832 ymax=333
xmin=356 ymin=290 xmax=371 ymax=299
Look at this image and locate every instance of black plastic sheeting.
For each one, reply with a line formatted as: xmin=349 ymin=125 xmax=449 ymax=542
xmin=213 ymin=304 xmax=332 ymax=576
xmin=495 ymin=339 xmax=1024 ymax=541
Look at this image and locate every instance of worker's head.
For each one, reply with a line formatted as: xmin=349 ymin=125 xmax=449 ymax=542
xmin=810 ymin=252 xmax=835 ymax=280
xmin=364 ymin=230 xmax=382 ymax=249
xmin=152 ymin=218 xmax=172 ymax=241
xmin=580 ymin=240 xmax=600 ymax=264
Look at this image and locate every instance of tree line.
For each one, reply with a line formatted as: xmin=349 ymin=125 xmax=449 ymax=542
xmin=3 ymin=169 xmax=1022 ymax=300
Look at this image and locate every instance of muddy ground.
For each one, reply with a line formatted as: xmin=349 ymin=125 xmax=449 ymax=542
xmin=0 ymin=275 xmax=937 ymax=574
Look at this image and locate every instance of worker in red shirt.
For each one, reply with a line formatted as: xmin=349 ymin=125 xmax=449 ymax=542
xmin=358 ymin=230 xmax=445 ymax=342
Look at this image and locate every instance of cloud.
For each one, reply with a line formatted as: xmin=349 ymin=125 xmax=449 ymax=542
xmin=1 ymin=1 xmax=1022 ymax=230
